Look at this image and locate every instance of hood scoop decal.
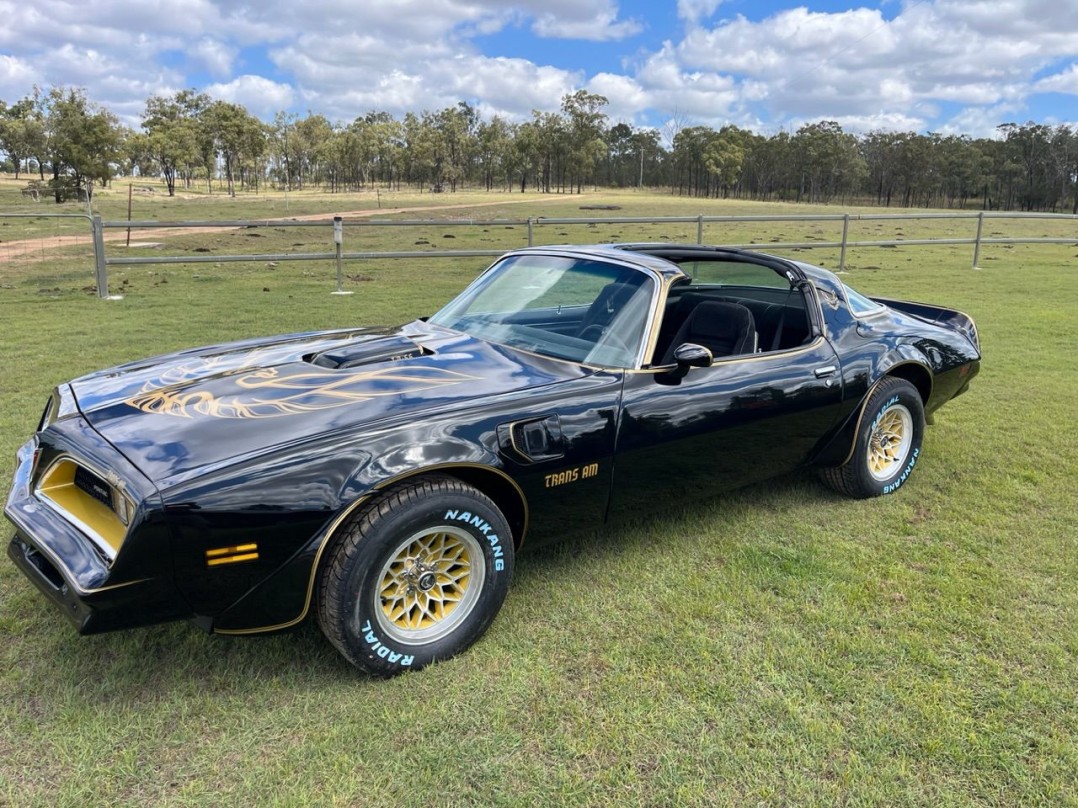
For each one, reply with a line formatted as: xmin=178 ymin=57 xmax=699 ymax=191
xmin=306 ymin=335 xmax=431 ymax=369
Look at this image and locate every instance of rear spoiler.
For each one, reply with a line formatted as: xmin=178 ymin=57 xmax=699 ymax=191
xmin=872 ymin=297 xmax=980 ymax=352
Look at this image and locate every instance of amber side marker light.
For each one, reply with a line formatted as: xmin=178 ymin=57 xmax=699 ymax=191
xmin=206 ymin=544 xmax=260 ymax=567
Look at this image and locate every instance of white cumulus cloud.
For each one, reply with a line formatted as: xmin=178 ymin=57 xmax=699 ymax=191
xmin=205 ymin=75 xmax=295 ymax=118
xmin=1035 ymin=63 xmax=1078 ymax=95
xmin=0 ymin=55 xmax=41 ymax=100
xmin=677 ymin=0 xmax=725 ymax=24
xmin=0 ymin=0 xmax=1074 ymax=137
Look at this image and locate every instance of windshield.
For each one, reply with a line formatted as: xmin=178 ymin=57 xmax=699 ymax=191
xmin=429 ymin=253 xmax=656 ymax=367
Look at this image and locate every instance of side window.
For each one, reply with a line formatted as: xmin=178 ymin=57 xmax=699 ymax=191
xmin=651 ymin=262 xmax=817 ymax=364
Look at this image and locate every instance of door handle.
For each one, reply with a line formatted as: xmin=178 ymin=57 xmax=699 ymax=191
xmin=814 ymin=365 xmax=838 ymax=378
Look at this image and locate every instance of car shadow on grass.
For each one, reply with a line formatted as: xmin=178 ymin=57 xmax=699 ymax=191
xmin=8 ymin=471 xmax=853 ymax=702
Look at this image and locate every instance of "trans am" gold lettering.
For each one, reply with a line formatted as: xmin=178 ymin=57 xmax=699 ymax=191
xmin=544 ymin=462 xmax=599 ymax=488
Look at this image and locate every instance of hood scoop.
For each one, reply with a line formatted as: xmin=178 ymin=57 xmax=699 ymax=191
xmin=306 ymin=334 xmax=431 ymax=369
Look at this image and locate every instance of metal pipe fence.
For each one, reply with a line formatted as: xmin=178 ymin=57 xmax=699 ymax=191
xmin=3 ymin=209 xmax=1075 ymax=299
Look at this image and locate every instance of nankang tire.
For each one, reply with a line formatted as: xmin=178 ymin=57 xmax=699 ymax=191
xmin=317 ymin=475 xmax=513 ymax=676
xmin=820 ymin=377 xmax=925 ymax=499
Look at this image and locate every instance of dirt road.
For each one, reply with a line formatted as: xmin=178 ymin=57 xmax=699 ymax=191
xmin=0 ymin=197 xmax=545 ymax=263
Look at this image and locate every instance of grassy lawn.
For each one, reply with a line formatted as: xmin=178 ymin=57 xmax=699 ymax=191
xmin=0 ymin=188 xmax=1075 ymax=806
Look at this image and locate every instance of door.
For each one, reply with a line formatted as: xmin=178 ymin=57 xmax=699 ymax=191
xmin=610 ymin=338 xmax=844 ymax=518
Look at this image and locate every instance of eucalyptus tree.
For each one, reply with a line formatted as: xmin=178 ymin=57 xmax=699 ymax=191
xmin=476 ymin=115 xmax=514 ymax=191
xmin=792 ymin=121 xmax=864 ymax=204
xmin=142 ymin=91 xmax=208 ymax=195
xmin=402 ymin=111 xmax=438 ymax=190
xmin=668 ymin=125 xmax=748 ymax=198
xmin=293 ymin=113 xmax=335 ymax=188
xmin=1050 ymin=125 xmax=1078 ymax=213
xmin=271 ymin=111 xmax=300 ymax=190
xmin=0 ymin=94 xmax=46 ymax=180
xmin=603 ymin=123 xmax=662 ymax=188
xmin=933 ymin=134 xmax=987 ymax=208
xmin=861 ymin=130 xmax=906 ymax=206
xmin=41 ymin=86 xmax=124 ymax=202
xmin=532 ymin=110 xmax=569 ymax=192
xmin=703 ymin=125 xmax=748 ymax=198
xmin=604 ymin=122 xmax=635 ymax=187
xmin=511 ymin=117 xmax=543 ymax=192
xmin=561 ymin=90 xmax=609 ymax=193
xmin=123 ymin=130 xmax=156 ymax=179
xmin=434 ymin=102 xmax=480 ymax=191
xmin=670 ymin=126 xmax=712 ymax=196
xmin=741 ymin=130 xmax=792 ymax=201
xmin=201 ymin=100 xmax=267 ymax=196
xmin=631 ymin=127 xmax=664 ymax=188
xmin=359 ymin=111 xmax=404 ymax=189
xmin=998 ymin=122 xmax=1067 ymax=210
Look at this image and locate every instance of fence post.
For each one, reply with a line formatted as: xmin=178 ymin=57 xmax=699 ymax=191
xmin=91 ymin=215 xmax=115 ymax=300
xmin=697 ymin=214 xmax=704 ymax=244
xmin=527 ymin=217 xmax=534 ymax=247
xmin=838 ymin=213 xmax=850 ymax=273
xmin=331 ymin=216 xmax=353 ymax=295
xmin=972 ymin=211 xmax=984 ymax=269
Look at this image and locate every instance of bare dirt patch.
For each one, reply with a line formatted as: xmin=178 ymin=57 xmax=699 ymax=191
xmin=0 ymin=198 xmax=543 ymax=263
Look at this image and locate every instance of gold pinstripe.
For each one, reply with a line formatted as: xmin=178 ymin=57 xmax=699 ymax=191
xmin=834 ymin=362 xmax=933 ymax=468
xmin=214 ymin=463 xmax=528 ymax=636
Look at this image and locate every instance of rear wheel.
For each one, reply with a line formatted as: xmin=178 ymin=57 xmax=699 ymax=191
xmin=317 ymin=475 xmax=513 ymax=676
xmin=820 ymin=377 xmax=925 ymax=498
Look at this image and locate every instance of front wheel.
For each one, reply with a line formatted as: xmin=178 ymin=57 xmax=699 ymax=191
xmin=317 ymin=475 xmax=514 ymax=676
xmin=820 ymin=377 xmax=925 ymax=498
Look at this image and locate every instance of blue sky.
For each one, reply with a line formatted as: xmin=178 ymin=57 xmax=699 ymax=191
xmin=1 ymin=0 xmax=1076 ymax=138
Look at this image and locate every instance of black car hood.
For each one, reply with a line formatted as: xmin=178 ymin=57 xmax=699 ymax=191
xmin=68 ymin=320 xmax=592 ymax=486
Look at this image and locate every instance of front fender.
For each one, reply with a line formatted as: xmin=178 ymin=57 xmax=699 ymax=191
xmin=211 ymin=433 xmax=524 ymax=635
xmin=340 ymin=435 xmax=499 ymax=500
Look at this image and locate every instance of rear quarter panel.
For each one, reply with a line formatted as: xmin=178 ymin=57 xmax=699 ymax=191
xmin=807 ymin=277 xmax=980 ymax=467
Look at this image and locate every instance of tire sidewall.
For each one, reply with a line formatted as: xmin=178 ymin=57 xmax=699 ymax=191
xmin=336 ymin=487 xmax=512 ymax=676
xmin=854 ymin=379 xmax=925 ymax=496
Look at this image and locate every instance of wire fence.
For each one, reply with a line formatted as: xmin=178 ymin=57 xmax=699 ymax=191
xmin=2 ymin=209 xmax=1075 ymax=299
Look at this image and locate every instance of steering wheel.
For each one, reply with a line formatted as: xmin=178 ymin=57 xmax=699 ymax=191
xmin=577 ymin=323 xmax=607 ymax=343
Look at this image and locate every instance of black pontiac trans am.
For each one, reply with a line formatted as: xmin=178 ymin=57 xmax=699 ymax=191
xmin=5 ymin=244 xmax=980 ymax=675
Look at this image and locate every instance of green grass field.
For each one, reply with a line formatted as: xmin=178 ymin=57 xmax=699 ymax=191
xmin=0 ymin=186 xmax=1076 ymax=807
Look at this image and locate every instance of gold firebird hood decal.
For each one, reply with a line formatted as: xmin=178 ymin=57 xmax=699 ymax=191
xmin=125 ymin=358 xmax=479 ymax=419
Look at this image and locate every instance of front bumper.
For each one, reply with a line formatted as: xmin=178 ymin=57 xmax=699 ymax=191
xmin=6 ymin=532 xmax=164 ymax=634
xmin=5 ymin=438 xmax=189 ymax=634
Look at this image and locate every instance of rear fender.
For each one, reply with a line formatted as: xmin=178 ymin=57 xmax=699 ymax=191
xmin=809 ymin=354 xmax=931 ymax=468
xmin=872 ymin=297 xmax=980 ymax=352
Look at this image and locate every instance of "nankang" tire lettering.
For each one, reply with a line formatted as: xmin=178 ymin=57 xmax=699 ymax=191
xmin=882 ymin=446 xmax=920 ymax=494
xmin=444 ymin=509 xmax=505 ymax=572
xmin=361 ymin=620 xmax=414 ymax=666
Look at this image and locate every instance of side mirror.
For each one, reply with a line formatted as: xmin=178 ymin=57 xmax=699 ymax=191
xmin=673 ymin=342 xmax=713 ymax=369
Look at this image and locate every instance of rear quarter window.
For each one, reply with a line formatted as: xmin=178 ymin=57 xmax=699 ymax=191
xmin=843 ymin=284 xmax=887 ymax=316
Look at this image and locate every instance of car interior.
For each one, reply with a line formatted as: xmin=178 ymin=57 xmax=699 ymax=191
xmin=643 ymin=252 xmax=815 ymax=366
xmin=650 ymin=280 xmax=814 ymax=365
xmin=429 ymin=250 xmax=816 ymax=369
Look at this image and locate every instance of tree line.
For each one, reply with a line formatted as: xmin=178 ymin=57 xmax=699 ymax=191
xmin=1 ymin=85 xmax=1076 ymax=213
